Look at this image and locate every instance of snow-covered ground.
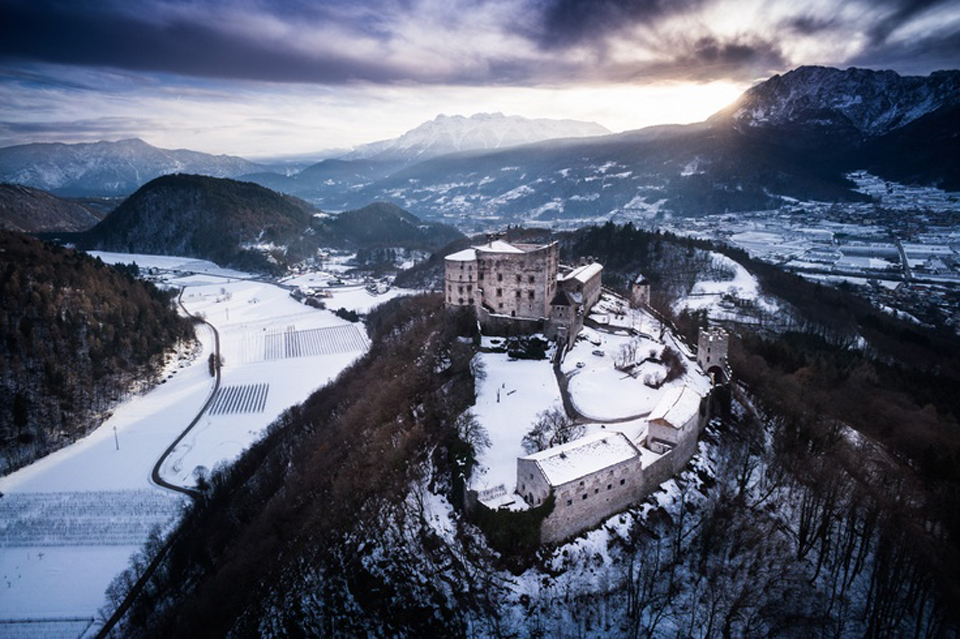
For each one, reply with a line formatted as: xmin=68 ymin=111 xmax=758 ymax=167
xmin=0 ymin=253 xmax=384 ymax=634
xmin=470 ymin=343 xmax=561 ymax=504
xmin=673 ymin=252 xmax=779 ymax=321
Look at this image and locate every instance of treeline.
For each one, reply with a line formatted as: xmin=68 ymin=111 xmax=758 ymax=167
xmin=0 ymin=231 xmax=194 ymax=474
xmin=112 ymin=296 xmax=490 ymax=637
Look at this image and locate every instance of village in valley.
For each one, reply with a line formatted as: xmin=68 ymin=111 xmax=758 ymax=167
xmin=444 ymin=237 xmax=728 ymax=542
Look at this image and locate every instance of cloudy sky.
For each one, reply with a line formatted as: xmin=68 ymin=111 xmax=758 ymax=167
xmin=1 ymin=0 xmax=958 ymax=158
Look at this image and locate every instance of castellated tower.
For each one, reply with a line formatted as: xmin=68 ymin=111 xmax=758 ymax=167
xmin=697 ymin=327 xmax=729 ymax=377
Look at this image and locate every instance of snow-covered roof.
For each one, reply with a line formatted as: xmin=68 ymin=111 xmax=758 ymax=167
xmin=634 ymin=273 xmax=649 ymax=285
xmin=476 ymin=240 xmax=525 ymax=254
xmin=561 ymin=263 xmax=603 ymax=284
xmin=445 ymin=248 xmax=477 ymax=262
xmin=648 ymin=386 xmax=702 ymax=429
xmin=522 ymin=431 xmax=640 ymax=487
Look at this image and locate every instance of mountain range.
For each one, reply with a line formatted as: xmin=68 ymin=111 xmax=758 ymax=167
xmin=1 ymin=66 xmax=957 ymax=228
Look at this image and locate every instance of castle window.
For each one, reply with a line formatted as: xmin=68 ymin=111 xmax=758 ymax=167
xmin=496 ymin=288 xmax=502 ymax=297
xmin=529 ymin=275 xmax=535 ymax=283
xmin=516 ymin=274 xmax=521 ymax=283
xmin=515 ymin=290 xmax=521 ymax=298
xmin=594 ymin=488 xmax=599 ymax=494
xmin=582 ymin=494 xmax=588 ymax=500
xmin=458 ymin=298 xmax=464 ymax=304
xmin=511 ymin=311 xmax=516 ymax=317
xmin=497 ymin=274 xmax=503 ymax=282
xmin=468 ymin=298 xmax=474 ymax=304
xmin=458 ymin=286 xmax=463 ymax=293
xmin=567 ymin=499 xmax=573 ymax=507
xmin=607 ymin=484 xmax=612 ymax=490
xmin=620 ymin=479 xmax=625 ymax=485
xmin=478 ymin=273 xmax=484 ymax=281
xmin=529 ymin=291 xmax=535 ymax=299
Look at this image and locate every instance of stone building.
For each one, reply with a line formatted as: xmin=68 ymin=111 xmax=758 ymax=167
xmin=645 ymin=386 xmax=704 ymax=454
xmin=517 ymin=432 xmax=645 ymax=543
xmin=697 ymin=326 xmax=730 ymax=382
xmin=444 ymin=238 xmax=601 ymax=347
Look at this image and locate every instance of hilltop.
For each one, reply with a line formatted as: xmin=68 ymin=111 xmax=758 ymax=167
xmin=0 ymin=231 xmax=194 ymax=474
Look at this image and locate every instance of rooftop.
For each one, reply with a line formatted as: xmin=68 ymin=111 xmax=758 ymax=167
xmin=445 ymin=248 xmax=477 ymax=262
xmin=561 ymin=262 xmax=603 ymax=284
xmin=522 ymin=431 xmax=640 ymax=487
xmin=476 ymin=240 xmax=526 ymax=254
xmin=648 ymin=386 xmax=702 ymax=429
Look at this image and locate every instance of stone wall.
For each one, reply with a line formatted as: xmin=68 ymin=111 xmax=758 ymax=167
xmin=541 ymin=455 xmax=643 ymax=543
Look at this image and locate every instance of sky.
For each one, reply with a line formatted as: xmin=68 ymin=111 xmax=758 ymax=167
xmin=0 ymin=0 xmax=958 ymax=159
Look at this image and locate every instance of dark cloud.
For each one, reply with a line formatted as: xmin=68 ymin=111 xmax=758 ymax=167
xmin=869 ymin=0 xmax=952 ymax=45
xmin=632 ymin=35 xmax=788 ymax=82
xmin=851 ymin=28 xmax=960 ymax=74
xmin=531 ymin=0 xmax=704 ymax=49
xmin=0 ymin=1 xmax=408 ymax=84
xmin=781 ymin=15 xmax=840 ymax=36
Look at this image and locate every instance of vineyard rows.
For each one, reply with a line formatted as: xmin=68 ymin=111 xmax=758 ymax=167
xmin=263 ymin=324 xmax=368 ymax=360
xmin=0 ymin=491 xmax=181 ymax=547
xmin=209 ymin=383 xmax=269 ymax=415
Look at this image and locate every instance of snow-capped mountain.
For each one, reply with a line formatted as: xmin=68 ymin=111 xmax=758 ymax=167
xmin=720 ymin=66 xmax=960 ymax=139
xmin=342 ymin=113 xmax=611 ymax=162
xmin=0 ymin=138 xmax=265 ymax=196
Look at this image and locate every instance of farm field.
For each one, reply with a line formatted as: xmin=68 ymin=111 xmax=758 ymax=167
xmin=0 ymin=253 xmax=383 ymax=636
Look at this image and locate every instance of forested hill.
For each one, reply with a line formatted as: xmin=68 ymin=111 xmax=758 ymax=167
xmin=81 ymin=174 xmax=317 ymax=274
xmin=0 ymin=231 xmax=194 ymax=474
xmin=317 ymin=201 xmax=464 ymax=251
xmin=0 ymin=183 xmax=104 ymax=232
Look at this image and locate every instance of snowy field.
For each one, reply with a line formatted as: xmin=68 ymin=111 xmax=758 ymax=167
xmin=673 ymin=252 xmax=779 ymax=322
xmin=0 ymin=253 xmax=380 ymax=635
xmin=470 ymin=347 xmax=561 ymax=503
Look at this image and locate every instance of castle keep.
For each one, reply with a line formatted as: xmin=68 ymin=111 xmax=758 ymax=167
xmin=445 ymin=239 xmax=601 ymax=348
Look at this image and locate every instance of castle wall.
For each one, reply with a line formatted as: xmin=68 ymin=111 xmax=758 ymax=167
xmin=539 ymin=395 xmax=709 ymax=544
xmin=697 ymin=327 xmax=729 ymax=372
xmin=517 ymin=458 xmax=551 ymax=507
xmin=540 ymin=455 xmax=643 ymax=544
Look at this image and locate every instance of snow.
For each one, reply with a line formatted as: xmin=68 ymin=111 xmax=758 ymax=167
xmin=523 ymin=432 xmax=639 ymax=487
xmin=476 ymin=240 xmax=524 ymax=254
xmin=673 ymin=252 xmax=779 ymax=320
xmin=469 ymin=350 xmax=562 ymax=497
xmin=0 ymin=252 xmax=381 ymax=631
xmin=648 ymin=386 xmax=702 ymax=428
xmin=445 ymin=248 xmax=477 ymax=262
xmin=561 ymin=262 xmax=602 ymax=284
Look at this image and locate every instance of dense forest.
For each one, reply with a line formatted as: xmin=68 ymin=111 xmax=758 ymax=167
xmin=0 ymin=231 xmax=195 ymax=474
xmin=106 ymin=224 xmax=959 ymax=636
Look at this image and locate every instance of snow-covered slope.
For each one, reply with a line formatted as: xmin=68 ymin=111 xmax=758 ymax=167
xmin=0 ymin=138 xmax=265 ymax=195
xmin=722 ymin=66 xmax=960 ymax=137
xmin=343 ymin=113 xmax=611 ymax=162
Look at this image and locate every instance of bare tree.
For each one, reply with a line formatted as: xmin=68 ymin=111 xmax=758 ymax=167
xmin=522 ymin=405 xmax=584 ymax=453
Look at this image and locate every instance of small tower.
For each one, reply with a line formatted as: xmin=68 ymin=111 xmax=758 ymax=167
xmin=630 ymin=274 xmax=650 ymax=308
xmin=697 ymin=327 xmax=729 ymax=382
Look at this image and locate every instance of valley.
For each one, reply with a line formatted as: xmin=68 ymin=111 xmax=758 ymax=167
xmin=0 ymin=252 xmax=396 ymax=636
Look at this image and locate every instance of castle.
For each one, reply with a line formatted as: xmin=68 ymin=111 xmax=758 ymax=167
xmin=444 ymin=239 xmax=602 ymax=349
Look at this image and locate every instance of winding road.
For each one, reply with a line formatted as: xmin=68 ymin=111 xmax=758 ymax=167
xmin=96 ymin=288 xmax=221 ymax=638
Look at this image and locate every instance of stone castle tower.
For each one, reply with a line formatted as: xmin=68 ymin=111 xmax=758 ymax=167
xmin=697 ymin=327 xmax=729 ymax=380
